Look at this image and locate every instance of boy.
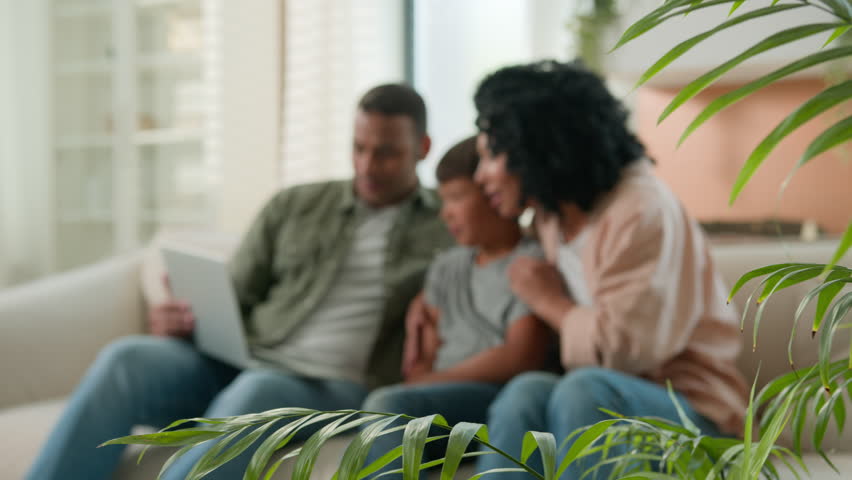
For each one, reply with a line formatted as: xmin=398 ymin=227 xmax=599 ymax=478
xmin=360 ymin=136 xmax=551 ymax=475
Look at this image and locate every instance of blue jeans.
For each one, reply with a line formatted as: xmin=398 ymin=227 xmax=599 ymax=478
xmin=26 ymin=335 xmax=368 ymax=480
xmin=477 ymin=368 xmax=723 ymax=479
xmin=362 ymin=382 xmax=503 ymax=478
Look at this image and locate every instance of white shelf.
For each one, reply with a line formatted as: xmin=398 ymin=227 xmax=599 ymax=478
xmin=137 ymin=0 xmax=197 ymax=9
xmin=55 ymin=59 xmax=112 ymax=75
xmin=55 ymin=128 xmax=202 ymax=150
xmin=55 ymin=134 xmax=114 ymax=150
xmin=135 ymin=127 xmax=203 ymax=145
xmin=138 ymin=52 xmax=201 ymax=70
xmin=55 ymin=53 xmax=200 ymax=76
xmin=59 ymin=210 xmax=114 ymax=223
xmin=53 ymin=4 xmax=110 ymax=19
xmin=141 ymin=210 xmax=208 ymax=223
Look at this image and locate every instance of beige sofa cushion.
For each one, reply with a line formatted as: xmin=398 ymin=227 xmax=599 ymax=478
xmin=0 ymin=253 xmax=145 ymax=410
xmin=0 ymin=398 xmax=174 ymax=480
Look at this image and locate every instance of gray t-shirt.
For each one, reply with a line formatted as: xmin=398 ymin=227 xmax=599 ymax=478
xmin=424 ymin=239 xmax=543 ymax=371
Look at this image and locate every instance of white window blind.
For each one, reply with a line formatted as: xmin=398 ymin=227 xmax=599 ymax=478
xmin=280 ymin=0 xmax=404 ymax=187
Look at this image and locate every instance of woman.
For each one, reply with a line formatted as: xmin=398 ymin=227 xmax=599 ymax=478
xmin=471 ymin=60 xmax=749 ymax=478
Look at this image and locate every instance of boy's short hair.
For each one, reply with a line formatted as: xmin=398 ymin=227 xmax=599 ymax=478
xmin=435 ymin=136 xmax=479 ymax=184
xmin=358 ymin=84 xmax=427 ymax=137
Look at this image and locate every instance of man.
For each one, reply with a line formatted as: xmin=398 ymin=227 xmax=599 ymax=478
xmin=27 ymin=84 xmax=454 ymax=480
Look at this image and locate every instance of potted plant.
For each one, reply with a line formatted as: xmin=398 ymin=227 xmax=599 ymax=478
xmin=104 ymin=1 xmax=852 ymax=478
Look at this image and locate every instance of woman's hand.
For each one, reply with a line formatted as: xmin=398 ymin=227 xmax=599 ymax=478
xmin=508 ymin=256 xmax=575 ymax=330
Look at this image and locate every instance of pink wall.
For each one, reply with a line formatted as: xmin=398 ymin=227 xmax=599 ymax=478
xmin=636 ymin=79 xmax=851 ymax=233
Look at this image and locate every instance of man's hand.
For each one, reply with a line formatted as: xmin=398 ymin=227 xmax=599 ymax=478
xmin=148 ymin=275 xmax=195 ymax=337
xmin=148 ymin=300 xmax=195 ymax=337
xmin=401 ymin=292 xmax=440 ymax=380
xmin=508 ymin=256 xmax=575 ymax=330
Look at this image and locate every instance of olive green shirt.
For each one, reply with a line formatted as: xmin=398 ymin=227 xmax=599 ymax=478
xmin=228 ymin=180 xmax=453 ymax=388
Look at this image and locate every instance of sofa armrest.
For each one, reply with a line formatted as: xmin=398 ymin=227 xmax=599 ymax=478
xmin=0 ymin=253 xmax=147 ymax=409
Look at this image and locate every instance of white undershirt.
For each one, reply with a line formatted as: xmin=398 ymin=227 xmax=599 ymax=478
xmin=557 ymin=229 xmax=593 ymax=307
xmin=252 ymin=204 xmax=400 ymax=383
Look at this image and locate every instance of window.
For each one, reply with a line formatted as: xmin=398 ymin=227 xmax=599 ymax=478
xmin=412 ymin=0 xmax=573 ymax=186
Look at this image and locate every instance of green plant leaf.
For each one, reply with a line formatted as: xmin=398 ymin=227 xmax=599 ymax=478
xmin=521 ymin=431 xmax=557 ymax=479
xmin=263 ymin=446 xmax=304 ymax=480
xmin=729 ymin=0 xmax=745 ymax=16
xmin=100 ymin=428 xmax=225 ymax=447
xmin=819 ymin=293 xmax=852 ymax=389
xmin=816 ymin=0 xmax=852 ymax=21
xmin=758 ymin=265 xmax=824 ymax=304
xmin=244 ymin=412 xmax=328 ymax=480
xmin=753 ymin=266 xmax=825 ymax=351
xmin=666 ymin=381 xmax=700 ymax=434
xmin=612 ymin=0 xmax=745 ymax=51
xmin=791 ymin=384 xmax=817 ymax=456
xmin=358 ymin=444 xmax=404 ymax=479
xmin=465 ymin=467 xmax=528 ymax=480
xmin=756 ymin=367 xmax=804 ymax=407
xmin=157 ymin=417 xmax=229 ymax=432
xmin=703 ymin=441 xmax=746 ymax=480
xmin=824 ymin=25 xmax=851 ymax=46
xmin=774 ymin=446 xmax=811 ymax=479
xmin=292 ymin=413 xmax=358 ymax=480
xmin=679 ymin=46 xmax=852 ymax=152
xmin=825 ymin=221 xmax=852 ymax=272
xmin=659 ymin=23 xmax=844 ymax=125
xmin=728 ymin=263 xmax=797 ymax=302
xmin=185 ymin=425 xmax=252 ymax=480
xmin=812 ymin=272 xmax=852 ymax=335
xmin=617 ymin=472 xmax=684 ymax=479
xmin=441 ymin=422 xmax=489 ymax=480
xmin=336 ymin=415 xmax=401 ymax=480
xmin=742 ymin=377 xmax=756 ymax=473
xmin=611 ymin=0 xmax=701 ymax=50
xmin=555 ymin=419 xmax=619 ymax=478
xmin=402 ymin=414 xmax=447 ymax=480
xmin=633 ymin=3 xmax=804 ymax=89
xmin=748 ymin=381 xmax=802 ymax=479
xmin=730 ymin=81 xmax=852 ymax=203
xmin=797 ymin=115 xmax=852 ymax=169
xmin=815 ymin=375 xmax=849 ymax=448
xmin=157 ymin=444 xmax=195 ymax=480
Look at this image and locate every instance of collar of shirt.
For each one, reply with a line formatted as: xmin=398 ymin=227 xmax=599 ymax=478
xmin=338 ymin=180 xmax=439 ymax=215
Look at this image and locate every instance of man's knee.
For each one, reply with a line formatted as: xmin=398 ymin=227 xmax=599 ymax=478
xmin=362 ymin=384 xmax=413 ymax=415
xmin=96 ymin=335 xmax=175 ymax=371
xmin=225 ymin=369 xmax=286 ymax=395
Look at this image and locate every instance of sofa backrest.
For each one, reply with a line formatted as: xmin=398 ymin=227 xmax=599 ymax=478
xmin=710 ymin=239 xmax=851 ymax=388
xmin=711 ymin=238 xmax=851 ymax=451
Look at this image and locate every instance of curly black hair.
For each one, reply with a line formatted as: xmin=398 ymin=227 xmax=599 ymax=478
xmin=474 ymin=60 xmax=646 ymax=214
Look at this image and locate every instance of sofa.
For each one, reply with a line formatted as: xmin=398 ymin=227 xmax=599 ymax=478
xmin=1 ymin=237 xmax=850 ymax=479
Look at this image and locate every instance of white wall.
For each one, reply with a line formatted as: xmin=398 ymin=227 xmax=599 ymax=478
xmin=605 ymin=0 xmax=842 ymax=87
xmin=215 ymin=0 xmax=283 ymax=234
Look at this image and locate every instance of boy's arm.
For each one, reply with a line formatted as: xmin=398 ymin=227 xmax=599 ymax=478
xmin=404 ymin=313 xmax=550 ymax=385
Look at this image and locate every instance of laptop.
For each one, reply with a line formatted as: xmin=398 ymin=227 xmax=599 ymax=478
xmin=161 ymin=245 xmax=252 ymax=369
